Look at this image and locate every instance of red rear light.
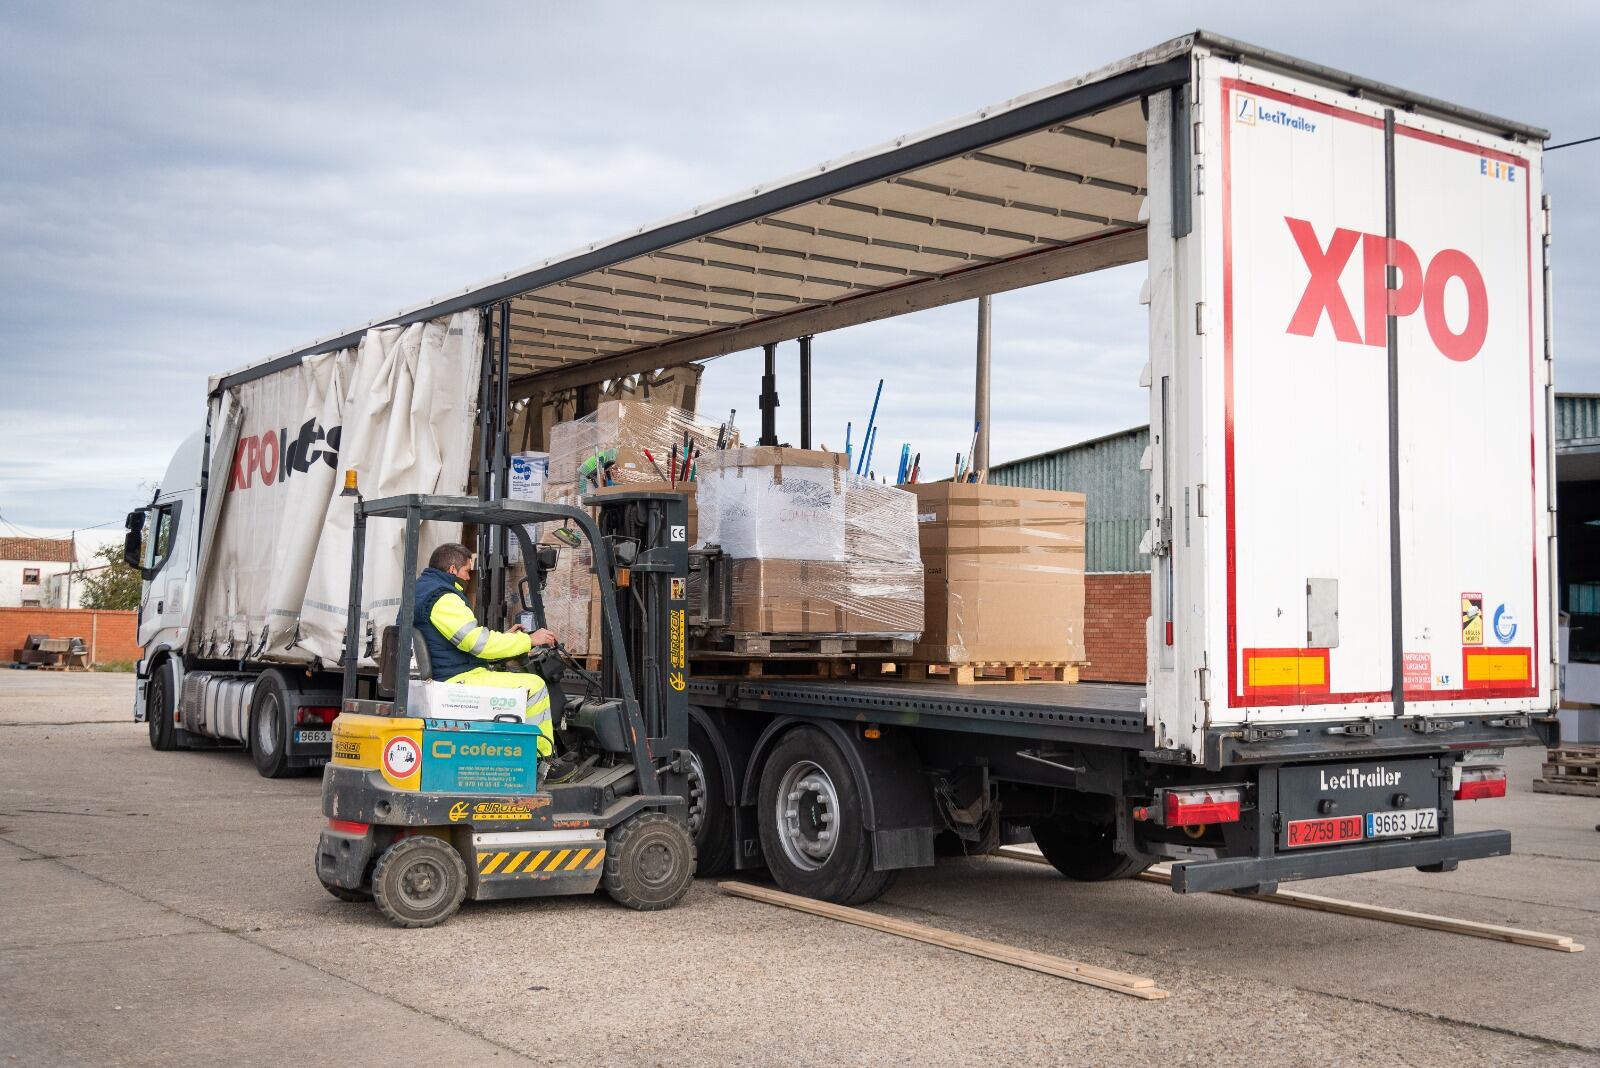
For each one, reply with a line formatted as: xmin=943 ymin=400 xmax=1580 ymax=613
xmin=297 ymin=705 xmax=340 ymax=726
xmin=1161 ymin=786 xmax=1243 ymax=826
xmin=328 ymin=819 xmax=369 ymax=835
xmin=1456 ymin=770 xmax=1507 ymax=800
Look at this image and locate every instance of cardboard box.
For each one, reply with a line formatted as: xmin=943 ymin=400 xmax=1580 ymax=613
xmin=910 ymin=483 xmax=1086 ymax=664
xmin=507 ymin=451 xmax=549 ymax=562
xmin=548 ymin=400 xmax=735 ymax=486
xmin=727 ymin=558 xmax=922 ymax=637
xmin=410 ymin=680 xmax=528 ymax=721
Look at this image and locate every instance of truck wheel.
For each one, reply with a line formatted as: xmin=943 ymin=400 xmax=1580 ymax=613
xmin=370 ymin=837 xmax=467 ymax=928
xmin=1030 ymin=816 xmax=1150 ymax=881
xmin=146 ymin=660 xmax=178 ymax=752
xmin=757 ymin=726 xmax=896 ymax=906
xmin=250 ymin=671 xmax=294 ymax=779
xmin=686 ymin=718 xmax=735 ymax=877
xmin=604 ymin=812 xmax=695 ymax=910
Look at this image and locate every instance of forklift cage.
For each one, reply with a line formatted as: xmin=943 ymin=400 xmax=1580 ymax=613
xmin=340 ymin=493 xmax=660 ymax=794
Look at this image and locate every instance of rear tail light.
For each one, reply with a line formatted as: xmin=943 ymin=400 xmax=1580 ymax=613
xmin=1157 ymin=786 xmax=1243 ymax=826
xmin=327 ymin=818 xmax=369 ymax=835
xmin=1456 ymin=767 xmax=1507 ymax=800
xmin=297 ymin=704 xmax=340 ymax=726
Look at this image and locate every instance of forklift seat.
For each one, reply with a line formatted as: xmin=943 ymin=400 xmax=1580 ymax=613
xmin=377 ymin=625 xmax=432 ymax=699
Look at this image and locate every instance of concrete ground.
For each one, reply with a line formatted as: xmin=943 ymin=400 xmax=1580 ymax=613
xmin=1 ymin=670 xmax=1596 ymax=1067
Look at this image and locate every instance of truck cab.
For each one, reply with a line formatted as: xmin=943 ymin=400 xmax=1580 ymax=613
xmin=128 ymin=429 xmax=202 ymax=725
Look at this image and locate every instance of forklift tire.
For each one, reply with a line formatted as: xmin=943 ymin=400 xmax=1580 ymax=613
xmin=687 ymin=718 xmax=735 ymax=877
xmin=1030 ymin=816 xmax=1150 ymax=882
xmin=147 ymin=660 xmax=178 ymax=752
xmin=757 ymin=726 xmax=897 ymax=906
xmin=250 ymin=671 xmax=294 ymax=779
xmin=370 ymin=837 xmax=468 ymax=928
xmin=603 ymin=812 xmax=695 ymax=911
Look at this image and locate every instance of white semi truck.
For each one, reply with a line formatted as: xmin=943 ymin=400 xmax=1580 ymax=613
xmin=130 ymin=32 xmax=1558 ymax=899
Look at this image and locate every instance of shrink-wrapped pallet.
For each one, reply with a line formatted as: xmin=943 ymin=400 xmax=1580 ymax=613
xmin=548 ymin=400 xmax=735 ymax=489
xmin=695 ymin=447 xmax=922 ymax=640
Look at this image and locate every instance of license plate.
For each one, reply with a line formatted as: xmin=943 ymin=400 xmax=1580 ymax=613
xmin=1284 ymin=815 xmax=1365 ymax=849
xmin=1365 ymin=807 xmax=1438 ymax=840
xmin=295 ymin=730 xmax=332 ymax=744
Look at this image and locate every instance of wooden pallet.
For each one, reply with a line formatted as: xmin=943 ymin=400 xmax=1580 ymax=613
xmin=1531 ymin=778 xmax=1600 ymax=798
xmin=700 ymin=635 xmax=913 ymax=659
xmin=1534 ymin=745 xmax=1600 ymax=797
xmin=904 ymin=661 xmax=1080 ymax=685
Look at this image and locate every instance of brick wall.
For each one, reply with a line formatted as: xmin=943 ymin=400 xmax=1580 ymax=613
xmin=0 ymin=607 xmax=140 ymax=665
xmin=1083 ymin=573 xmax=1149 ymax=683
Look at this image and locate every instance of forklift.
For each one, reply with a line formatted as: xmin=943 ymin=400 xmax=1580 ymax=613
xmin=315 ymin=488 xmax=697 ymax=927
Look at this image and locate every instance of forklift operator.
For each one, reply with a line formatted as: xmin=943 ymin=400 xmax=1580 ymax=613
xmin=414 ymin=542 xmax=557 ymax=758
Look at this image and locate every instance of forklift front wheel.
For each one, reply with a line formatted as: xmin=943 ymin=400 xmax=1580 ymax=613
xmin=370 ymin=837 xmax=468 ymax=928
xmin=603 ymin=812 xmax=695 ymax=911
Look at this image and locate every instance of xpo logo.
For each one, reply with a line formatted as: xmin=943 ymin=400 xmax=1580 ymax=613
xmin=1284 ymin=217 xmax=1488 ymax=362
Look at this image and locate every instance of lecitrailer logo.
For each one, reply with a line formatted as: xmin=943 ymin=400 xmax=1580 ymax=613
xmin=229 ymin=418 xmax=342 ymax=491
xmin=1235 ymin=94 xmax=1317 ymax=133
xmin=1319 ymin=765 xmax=1402 ymax=791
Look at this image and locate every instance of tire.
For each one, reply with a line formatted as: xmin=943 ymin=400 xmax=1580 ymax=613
xmin=1030 ymin=814 xmax=1150 ymax=882
xmin=757 ymin=726 xmax=896 ymax=906
xmin=250 ymin=670 xmax=294 ymax=779
xmin=686 ymin=717 xmax=735 ymax=877
xmin=370 ymin=837 xmax=468 ymax=928
xmin=146 ymin=659 xmax=178 ymax=752
xmin=603 ymin=812 xmax=695 ymax=911
xmin=319 ymin=877 xmax=372 ymax=903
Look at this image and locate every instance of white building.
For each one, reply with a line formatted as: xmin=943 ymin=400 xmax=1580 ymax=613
xmin=0 ymin=537 xmax=77 ymax=608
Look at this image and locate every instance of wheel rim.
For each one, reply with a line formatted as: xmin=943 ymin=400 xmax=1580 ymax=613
xmin=256 ymin=692 xmax=279 ymax=755
xmin=396 ymin=854 xmax=451 ymax=913
xmin=775 ymin=760 xmax=839 ymax=872
xmin=684 ymin=749 xmax=709 ymax=836
xmin=636 ymin=838 xmax=676 ymax=890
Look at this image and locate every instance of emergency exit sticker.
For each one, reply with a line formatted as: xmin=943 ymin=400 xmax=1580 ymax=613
xmin=1403 ymin=652 xmax=1432 ymax=692
xmin=1461 ymin=593 xmax=1484 ymax=646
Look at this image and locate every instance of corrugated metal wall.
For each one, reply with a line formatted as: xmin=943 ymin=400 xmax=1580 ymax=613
xmin=1556 ymin=393 xmax=1600 ymax=448
xmin=989 ymin=426 xmax=1150 ymax=573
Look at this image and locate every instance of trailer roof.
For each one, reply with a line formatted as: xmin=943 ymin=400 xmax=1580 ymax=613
xmin=215 ymin=31 xmax=1548 ymax=395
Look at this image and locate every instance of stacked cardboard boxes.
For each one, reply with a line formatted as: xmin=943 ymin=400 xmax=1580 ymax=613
xmin=697 ymin=447 xmax=923 ymax=640
xmin=909 ymin=483 xmax=1086 ymax=665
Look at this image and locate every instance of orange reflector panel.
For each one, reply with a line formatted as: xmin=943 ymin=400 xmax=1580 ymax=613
xmin=1462 ymin=648 xmax=1531 ymax=687
xmin=1242 ymin=648 xmax=1330 ymax=695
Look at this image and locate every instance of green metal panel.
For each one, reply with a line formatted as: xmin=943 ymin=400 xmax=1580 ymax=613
xmin=1556 ymin=393 xmax=1600 ymax=449
xmin=989 ymin=427 xmax=1150 ymax=573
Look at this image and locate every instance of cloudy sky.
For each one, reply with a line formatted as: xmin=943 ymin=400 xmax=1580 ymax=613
xmin=3 ymin=1 xmax=1596 ymax=535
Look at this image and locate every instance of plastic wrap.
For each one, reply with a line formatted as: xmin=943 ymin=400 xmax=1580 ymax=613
xmin=909 ymin=483 xmax=1086 ymax=664
xmin=548 ymin=400 xmax=735 ymax=489
xmin=696 ymin=447 xmax=923 ymax=639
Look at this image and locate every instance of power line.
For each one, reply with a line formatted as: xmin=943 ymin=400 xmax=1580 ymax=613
xmin=1548 ymin=134 xmax=1599 ymax=151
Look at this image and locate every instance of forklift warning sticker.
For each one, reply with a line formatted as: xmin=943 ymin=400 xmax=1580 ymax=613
xmin=1461 ymin=593 xmax=1484 ymax=646
xmin=1403 ymin=652 xmax=1432 ymax=692
xmin=671 ymin=577 xmax=686 ymax=602
xmin=382 ymin=737 xmax=420 ymax=778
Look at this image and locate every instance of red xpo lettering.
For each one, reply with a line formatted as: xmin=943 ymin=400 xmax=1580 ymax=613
xmin=1283 ymin=217 xmax=1488 ymax=362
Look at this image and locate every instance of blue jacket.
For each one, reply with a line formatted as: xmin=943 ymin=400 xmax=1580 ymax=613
xmin=412 ymin=567 xmax=532 ymax=681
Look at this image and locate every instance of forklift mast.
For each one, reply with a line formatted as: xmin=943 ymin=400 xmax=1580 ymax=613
xmin=591 ymin=491 xmax=690 ymax=761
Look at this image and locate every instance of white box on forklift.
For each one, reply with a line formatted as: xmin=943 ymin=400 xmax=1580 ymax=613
xmin=409 ymin=681 xmax=527 ymax=722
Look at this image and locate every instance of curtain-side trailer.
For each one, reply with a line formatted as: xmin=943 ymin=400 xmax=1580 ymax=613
xmin=129 ymin=31 xmax=1557 ymax=899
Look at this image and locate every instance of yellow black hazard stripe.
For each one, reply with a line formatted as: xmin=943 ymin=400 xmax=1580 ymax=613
xmin=476 ymin=846 xmax=606 ymax=876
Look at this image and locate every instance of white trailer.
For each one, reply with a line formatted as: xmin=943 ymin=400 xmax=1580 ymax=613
xmin=131 ymin=31 xmax=1556 ymax=896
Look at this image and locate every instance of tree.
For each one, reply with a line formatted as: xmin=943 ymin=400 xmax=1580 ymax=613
xmin=79 ymin=543 xmax=141 ymax=610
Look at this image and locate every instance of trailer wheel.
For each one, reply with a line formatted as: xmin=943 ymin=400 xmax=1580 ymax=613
xmin=757 ymin=726 xmax=896 ymax=906
xmin=250 ymin=671 xmax=294 ymax=779
xmin=146 ymin=660 xmax=178 ymax=752
xmin=603 ymin=812 xmax=695 ymax=911
xmin=1030 ymin=816 xmax=1150 ymax=882
xmin=686 ymin=718 xmax=734 ymax=877
xmin=371 ymin=837 xmax=468 ymax=928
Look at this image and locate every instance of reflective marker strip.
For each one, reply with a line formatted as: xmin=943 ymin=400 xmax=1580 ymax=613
xmin=564 ymin=849 xmax=591 ymax=871
xmin=503 ymin=850 xmax=532 ymax=874
xmin=1243 ymin=648 xmax=1331 ymax=695
xmin=480 ymin=852 xmax=510 ymax=875
xmin=546 ymin=849 xmax=572 ymax=871
xmin=1463 ymin=647 xmax=1531 ymax=686
xmin=585 ymin=850 xmax=605 ymax=870
xmin=470 ymin=631 xmax=489 ymax=655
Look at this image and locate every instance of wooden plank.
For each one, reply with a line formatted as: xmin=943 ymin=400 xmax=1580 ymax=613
xmin=994 ymin=846 xmax=1584 ymax=953
xmin=718 ymin=880 xmax=1169 ymax=999
xmin=1532 ymin=778 xmax=1600 ymax=798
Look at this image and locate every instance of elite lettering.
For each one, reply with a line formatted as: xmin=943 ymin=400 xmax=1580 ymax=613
xmin=1285 ymin=217 xmax=1488 ymax=362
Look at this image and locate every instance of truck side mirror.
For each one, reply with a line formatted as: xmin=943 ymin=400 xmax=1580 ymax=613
xmin=122 ymin=510 xmax=144 ymax=570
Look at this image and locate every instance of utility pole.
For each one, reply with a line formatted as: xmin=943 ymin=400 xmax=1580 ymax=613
xmin=973 ymin=296 xmax=991 ymax=473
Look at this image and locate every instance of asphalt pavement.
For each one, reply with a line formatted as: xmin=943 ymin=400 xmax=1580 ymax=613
xmin=1 ymin=670 xmax=1596 ymax=1067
